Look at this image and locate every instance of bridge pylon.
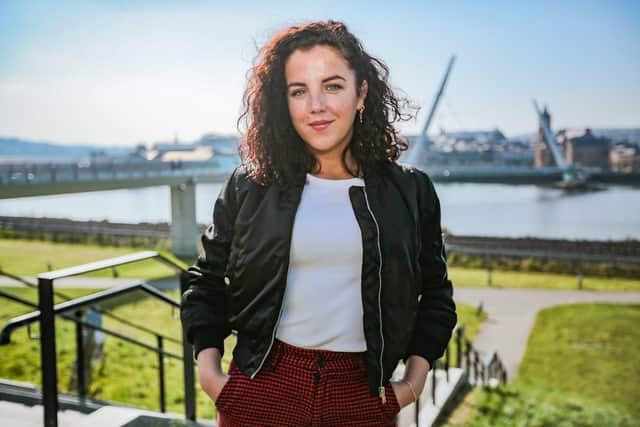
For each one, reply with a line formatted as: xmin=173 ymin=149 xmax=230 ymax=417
xmin=170 ymin=181 xmax=199 ymax=258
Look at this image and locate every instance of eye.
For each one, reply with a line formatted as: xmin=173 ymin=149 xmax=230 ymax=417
xmin=289 ymin=88 xmax=305 ymax=97
xmin=326 ymin=83 xmax=342 ymax=91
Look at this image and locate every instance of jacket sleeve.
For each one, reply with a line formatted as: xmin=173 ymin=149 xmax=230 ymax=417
xmin=180 ymin=168 xmax=238 ymax=359
xmin=403 ymin=171 xmax=457 ymax=369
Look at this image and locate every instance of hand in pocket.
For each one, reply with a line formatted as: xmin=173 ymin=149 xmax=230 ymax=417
xmin=199 ymin=367 xmax=230 ymax=403
xmin=211 ymin=373 xmax=231 ymax=402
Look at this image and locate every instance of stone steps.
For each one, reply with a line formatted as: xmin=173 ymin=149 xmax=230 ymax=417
xmin=0 ymin=400 xmax=214 ymax=427
xmin=0 ymin=400 xmax=88 ymax=427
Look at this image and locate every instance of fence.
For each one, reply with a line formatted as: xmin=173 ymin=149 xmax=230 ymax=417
xmin=0 ymin=251 xmax=195 ymax=427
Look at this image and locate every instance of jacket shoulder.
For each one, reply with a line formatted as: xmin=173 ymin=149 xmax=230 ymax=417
xmin=226 ymin=164 xmax=263 ymax=193
xmin=389 ymin=162 xmax=435 ymax=189
xmin=229 ymin=164 xmax=249 ymax=186
xmin=222 ymin=164 xmax=271 ymax=214
xmin=387 ymin=162 xmax=439 ymax=218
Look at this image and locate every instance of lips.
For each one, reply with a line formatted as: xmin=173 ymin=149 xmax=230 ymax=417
xmin=309 ymin=120 xmax=333 ymax=131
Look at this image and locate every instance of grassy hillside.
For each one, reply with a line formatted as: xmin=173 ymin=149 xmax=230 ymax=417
xmin=441 ymin=303 xmax=640 ymax=426
xmin=0 ymin=239 xmax=189 ymax=280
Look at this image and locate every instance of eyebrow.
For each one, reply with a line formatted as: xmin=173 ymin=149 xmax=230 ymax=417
xmin=287 ymin=74 xmax=347 ymax=89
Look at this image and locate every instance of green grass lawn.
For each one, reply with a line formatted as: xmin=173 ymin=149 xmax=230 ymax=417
xmin=0 ymin=239 xmax=191 ymax=280
xmin=448 ymin=266 xmax=640 ymax=292
xmin=0 ymin=287 xmax=100 ymax=384
xmin=441 ymin=303 xmax=640 ymax=426
xmin=3 ymin=238 xmax=638 ymax=292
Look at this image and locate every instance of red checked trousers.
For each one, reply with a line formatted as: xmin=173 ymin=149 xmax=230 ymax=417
xmin=214 ymin=338 xmax=400 ymax=426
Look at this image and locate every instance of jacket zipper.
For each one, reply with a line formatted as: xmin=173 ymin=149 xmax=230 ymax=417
xmin=250 ymin=280 xmax=289 ymax=379
xmin=250 ymin=190 xmax=301 ymax=379
xmin=361 ymin=187 xmax=386 ymax=404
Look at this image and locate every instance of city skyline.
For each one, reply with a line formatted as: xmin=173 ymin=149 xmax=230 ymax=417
xmin=1 ymin=0 xmax=639 ymax=147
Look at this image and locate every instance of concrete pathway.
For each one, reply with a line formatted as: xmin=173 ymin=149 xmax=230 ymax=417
xmin=454 ymin=287 xmax=640 ymax=381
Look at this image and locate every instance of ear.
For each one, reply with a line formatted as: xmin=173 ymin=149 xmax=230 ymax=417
xmin=357 ymin=80 xmax=368 ymax=109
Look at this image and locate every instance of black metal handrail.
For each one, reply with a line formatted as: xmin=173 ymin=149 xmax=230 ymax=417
xmin=0 ymin=287 xmax=183 ymax=357
xmin=448 ymin=324 xmax=508 ymax=387
xmin=0 ymin=290 xmax=184 ymax=419
xmin=38 ymin=251 xmax=176 ymax=280
xmin=1 ymin=281 xmax=177 ymax=343
xmin=412 ymin=323 xmax=507 ymax=425
xmin=0 ymin=268 xmax=182 ymax=345
xmin=0 ymin=277 xmax=182 ymax=357
xmin=6 ymin=250 xmax=197 ymax=427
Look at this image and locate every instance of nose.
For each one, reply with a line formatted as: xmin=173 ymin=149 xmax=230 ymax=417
xmin=309 ymin=89 xmax=326 ymax=113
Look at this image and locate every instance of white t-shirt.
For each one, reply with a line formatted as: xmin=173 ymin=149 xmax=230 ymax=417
xmin=275 ymin=172 xmax=368 ymax=352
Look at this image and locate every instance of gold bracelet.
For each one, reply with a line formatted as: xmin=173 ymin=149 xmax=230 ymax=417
xmin=403 ymin=380 xmax=419 ymax=402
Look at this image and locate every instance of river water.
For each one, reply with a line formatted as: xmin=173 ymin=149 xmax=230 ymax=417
xmin=1 ymin=183 xmax=638 ymax=241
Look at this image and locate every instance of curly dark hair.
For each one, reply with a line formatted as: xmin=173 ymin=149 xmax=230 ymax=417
xmin=237 ymin=20 xmax=414 ymax=186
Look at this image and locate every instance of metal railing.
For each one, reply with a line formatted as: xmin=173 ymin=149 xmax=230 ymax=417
xmin=0 ymin=160 xmax=187 ymax=185
xmin=0 ymin=268 xmax=182 ymax=346
xmin=1 ymin=281 xmax=184 ymax=412
xmin=450 ymin=324 xmax=507 ymax=387
xmin=0 ymin=157 xmax=239 ymax=187
xmin=0 ymin=251 xmax=196 ymax=427
xmin=410 ymin=324 xmax=507 ymax=426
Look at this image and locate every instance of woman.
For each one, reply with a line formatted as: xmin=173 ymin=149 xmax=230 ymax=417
xmin=181 ymin=20 xmax=457 ymax=426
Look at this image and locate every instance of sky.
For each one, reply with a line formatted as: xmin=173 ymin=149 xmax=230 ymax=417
xmin=0 ymin=0 xmax=639 ymax=147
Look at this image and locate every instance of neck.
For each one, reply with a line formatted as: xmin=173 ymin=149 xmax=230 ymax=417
xmin=312 ymin=148 xmax=360 ymax=179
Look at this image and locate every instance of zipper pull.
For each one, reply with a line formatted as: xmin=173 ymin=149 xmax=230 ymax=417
xmin=379 ymin=385 xmax=386 ymax=404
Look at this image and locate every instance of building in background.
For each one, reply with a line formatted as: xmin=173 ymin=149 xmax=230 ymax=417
xmin=535 ymin=109 xmax=610 ymax=170
xmin=198 ymin=133 xmax=239 ymax=156
xmin=424 ymin=129 xmax=533 ymax=166
xmin=610 ymin=144 xmax=639 ymax=172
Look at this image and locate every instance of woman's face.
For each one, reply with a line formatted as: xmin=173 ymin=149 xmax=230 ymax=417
xmin=285 ymin=44 xmax=367 ymax=161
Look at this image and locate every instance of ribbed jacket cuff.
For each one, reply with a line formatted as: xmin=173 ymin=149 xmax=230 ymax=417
xmin=403 ymin=340 xmax=438 ymax=371
xmin=192 ymin=326 xmax=225 ymax=360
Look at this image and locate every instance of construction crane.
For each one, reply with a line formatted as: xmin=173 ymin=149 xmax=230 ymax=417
xmin=405 ymin=55 xmax=456 ymax=166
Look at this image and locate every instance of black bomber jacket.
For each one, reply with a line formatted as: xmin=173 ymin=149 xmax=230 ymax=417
xmin=180 ymin=161 xmax=457 ymax=401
